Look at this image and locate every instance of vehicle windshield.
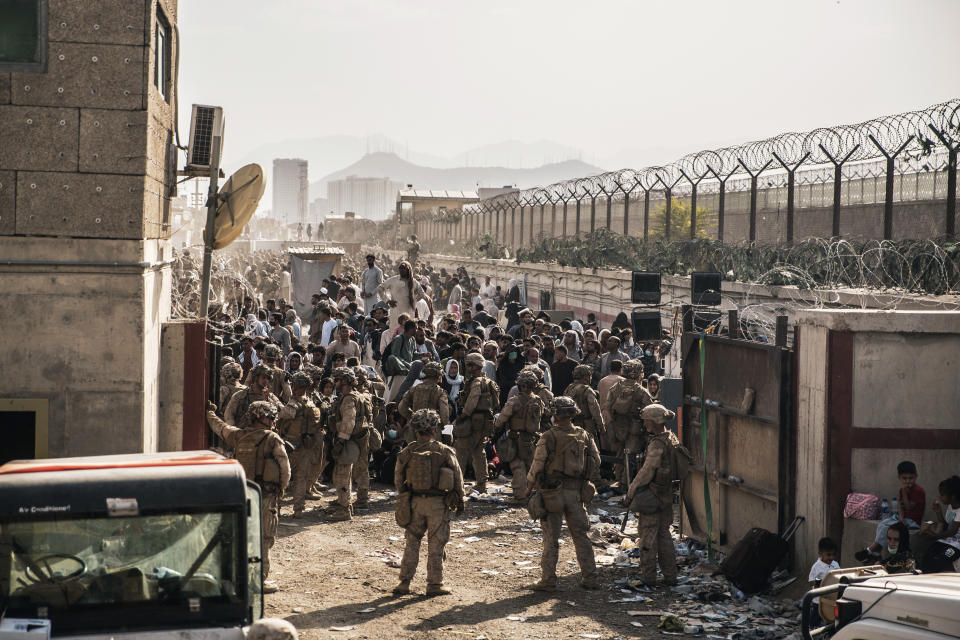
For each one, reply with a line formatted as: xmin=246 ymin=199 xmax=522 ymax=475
xmin=0 ymin=511 xmax=243 ymax=613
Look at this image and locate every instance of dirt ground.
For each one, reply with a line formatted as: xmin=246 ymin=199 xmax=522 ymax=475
xmin=265 ymin=479 xmax=782 ymax=640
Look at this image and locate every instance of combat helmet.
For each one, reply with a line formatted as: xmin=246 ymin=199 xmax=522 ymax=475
xmin=247 ymin=400 xmax=278 ymax=424
xmin=464 ymin=352 xmax=485 ymax=368
xmin=573 ymin=364 xmax=594 ymax=380
xmin=263 ymin=344 xmax=282 ymax=362
xmin=250 ymin=362 xmax=272 ymax=380
xmin=422 ymin=361 xmax=444 ymax=379
xmin=622 ymin=359 xmax=644 ymax=379
xmin=523 ymin=365 xmax=544 ymax=381
xmin=332 ymin=367 xmax=356 ymax=386
xmin=410 ymin=408 xmax=441 ymax=434
xmin=221 ymin=362 xmax=242 ymax=383
xmin=516 ymin=370 xmax=539 ymax=390
xmin=553 ymin=395 xmax=580 ymax=418
xmin=640 ymin=403 xmax=675 ymax=424
xmin=290 ymin=371 xmax=312 ymax=389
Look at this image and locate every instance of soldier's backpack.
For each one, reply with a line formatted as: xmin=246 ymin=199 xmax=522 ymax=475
xmin=611 ymin=382 xmax=635 ymax=415
xmin=548 ymin=430 xmax=587 ymax=478
xmin=407 ymin=449 xmax=443 ymax=492
xmin=671 ymin=442 xmax=693 ymax=482
xmin=235 ymin=429 xmax=280 ymax=484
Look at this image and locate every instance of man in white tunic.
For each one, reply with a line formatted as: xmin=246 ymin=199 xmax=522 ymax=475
xmin=376 ymin=260 xmax=433 ymax=327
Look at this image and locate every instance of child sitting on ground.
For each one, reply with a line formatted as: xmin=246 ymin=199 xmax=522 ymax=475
xmin=855 ymin=460 xmax=926 ymax=563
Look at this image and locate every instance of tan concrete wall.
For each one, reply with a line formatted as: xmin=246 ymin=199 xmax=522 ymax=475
xmin=794 ymin=322 xmax=829 ymax=576
xmin=396 ymin=250 xmax=957 ymax=332
xmin=0 ymin=1 xmax=178 ymax=458
xmin=1 ymin=0 xmax=178 ymax=240
xmin=796 ymin=309 xmax=960 ymax=569
xmin=0 ymin=237 xmax=171 ymax=456
xmin=157 ymin=320 xmax=185 ymax=451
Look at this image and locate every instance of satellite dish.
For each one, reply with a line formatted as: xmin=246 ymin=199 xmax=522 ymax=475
xmin=204 ymin=163 xmax=265 ymax=249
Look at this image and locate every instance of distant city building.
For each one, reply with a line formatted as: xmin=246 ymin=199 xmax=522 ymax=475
xmin=309 ymin=196 xmax=331 ymax=220
xmin=327 ymin=175 xmax=404 ymax=220
xmin=478 ymin=186 xmax=518 ymax=200
xmin=272 ymin=158 xmax=309 ymax=226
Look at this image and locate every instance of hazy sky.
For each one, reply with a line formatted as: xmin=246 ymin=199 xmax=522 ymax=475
xmin=177 ymin=0 xmax=958 ymax=170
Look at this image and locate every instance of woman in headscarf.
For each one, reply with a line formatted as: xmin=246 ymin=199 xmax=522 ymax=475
xmin=611 ymin=311 xmax=631 ymax=331
xmin=562 ymin=329 xmax=582 ymax=361
xmin=441 ymin=358 xmax=464 ymax=418
xmin=285 ymin=351 xmax=303 ymax=373
xmin=880 ymin=521 xmax=914 ymax=573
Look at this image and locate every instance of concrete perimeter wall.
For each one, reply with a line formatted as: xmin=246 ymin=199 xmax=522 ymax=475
xmin=795 ymin=310 xmax=960 ymax=571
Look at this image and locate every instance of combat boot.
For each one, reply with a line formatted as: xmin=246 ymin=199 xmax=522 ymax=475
xmin=425 ymin=584 xmax=451 ymax=596
xmin=354 ymin=490 xmax=369 ymax=508
xmin=527 ymin=579 xmax=557 ymax=592
xmin=579 ymin=578 xmax=600 ymax=590
xmin=327 ymin=505 xmax=353 ymax=521
xmin=391 ymin=579 xmax=411 ymax=595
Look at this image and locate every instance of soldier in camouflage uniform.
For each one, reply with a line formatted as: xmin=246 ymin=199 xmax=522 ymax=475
xmin=625 ymin=404 xmax=681 ymax=586
xmin=206 ymin=400 xmax=290 ymax=592
xmin=219 ymin=362 xmax=245 ymax=415
xmin=565 ymin=365 xmax=605 ymax=442
xmin=524 ymin=365 xmax=555 ymax=432
xmin=225 ymin=363 xmax=283 ymax=426
xmin=351 ymin=366 xmax=376 ymax=507
xmin=526 ymin=396 xmax=601 ymax=591
xmin=398 ymin=361 xmax=450 ymax=442
xmin=328 ymin=367 xmax=365 ymax=521
xmin=250 ymin=344 xmax=292 ymax=403
xmin=494 ymin=370 xmax=544 ymax=502
xmin=393 ymin=409 xmax=464 ymax=596
xmin=604 ymin=359 xmax=653 ymax=484
xmin=305 ymin=365 xmax=331 ymax=496
xmin=454 ymin=353 xmax=499 ymax=494
xmin=276 ymin=371 xmax=325 ymax=517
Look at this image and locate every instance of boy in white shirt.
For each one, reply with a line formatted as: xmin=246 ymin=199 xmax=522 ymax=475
xmin=808 ymin=537 xmax=840 ymax=625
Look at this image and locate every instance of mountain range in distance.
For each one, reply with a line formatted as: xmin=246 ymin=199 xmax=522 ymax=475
xmin=228 ymin=133 xmax=740 ymax=213
xmin=311 ymin=152 xmax=603 ymax=200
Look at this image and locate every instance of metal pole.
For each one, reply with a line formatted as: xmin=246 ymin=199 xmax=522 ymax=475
xmin=199 ymin=136 xmax=222 ymax=318
xmin=623 ymin=191 xmax=630 ymax=236
xmin=643 ymin=189 xmax=650 ymax=241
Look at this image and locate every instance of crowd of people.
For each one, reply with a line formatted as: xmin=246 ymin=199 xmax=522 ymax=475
xmin=202 ymin=249 xmax=679 ymax=594
xmin=199 ymin=248 xmax=959 ymax=598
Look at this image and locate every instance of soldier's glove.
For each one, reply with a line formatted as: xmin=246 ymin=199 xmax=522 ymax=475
xmin=456 ymin=497 xmax=465 ymax=516
xmin=207 ymin=401 xmax=217 ymax=412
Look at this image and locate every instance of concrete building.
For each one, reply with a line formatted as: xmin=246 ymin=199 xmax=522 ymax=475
xmin=272 ymin=158 xmax=308 ymax=226
xmin=327 ymin=175 xmax=402 ymax=220
xmin=309 ymin=195 xmax=330 ymax=221
xmin=0 ymin=0 xmax=179 ymax=461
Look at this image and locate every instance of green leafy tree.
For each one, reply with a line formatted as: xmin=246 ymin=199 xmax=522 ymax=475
xmin=648 ymin=199 xmax=717 ymax=240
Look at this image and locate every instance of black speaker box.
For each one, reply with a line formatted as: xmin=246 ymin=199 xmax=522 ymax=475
xmin=691 ymin=271 xmax=722 ymax=306
xmin=631 ymin=271 xmax=661 ymax=304
xmin=632 ymin=310 xmax=663 ymax=341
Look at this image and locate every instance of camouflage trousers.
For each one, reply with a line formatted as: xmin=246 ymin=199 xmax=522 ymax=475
xmin=454 ymin=431 xmax=488 ymax=493
xmin=261 ymin=489 xmax=280 ymax=578
xmin=290 ymin=445 xmax=322 ymax=511
xmin=399 ymin=495 xmax=450 ymax=587
xmin=636 ymin=506 xmax=676 ymax=583
xmin=539 ymin=488 xmax=597 ymax=585
xmin=351 ymin=433 xmax=370 ymax=503
xmin=333 ymin=461 xmax=354 ymax=509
